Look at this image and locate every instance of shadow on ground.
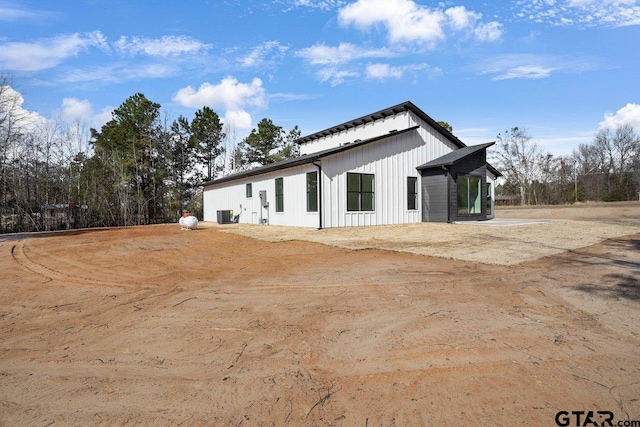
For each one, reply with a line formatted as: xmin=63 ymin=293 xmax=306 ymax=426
xmin=558 ymin=237 xmax=640 ymax=301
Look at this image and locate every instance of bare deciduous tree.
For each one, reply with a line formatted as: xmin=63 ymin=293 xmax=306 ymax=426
xmin=492 ymin=127 xmax=542 ymax=205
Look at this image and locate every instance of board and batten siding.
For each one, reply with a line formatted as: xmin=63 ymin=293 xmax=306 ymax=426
xmin=486 ymin=172 xmax=497 ymax=220
xmin=203 ymin=164 xmax=319 ymax=228
xmin=319 ymin=126 xmax=457 ymax=228
xmin=299 ymin=111 xmax=413 ymax=155
xmin=299 ymin=109 xmax=459 ymax=157
xmin=421 ymin=169 xmax=449 ymax=222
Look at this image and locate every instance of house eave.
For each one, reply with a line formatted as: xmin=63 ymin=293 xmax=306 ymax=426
xmin=416 ymin=142 xmax=495 ymax=171
xmin=294 ymin=101 xmax=466 ymax=150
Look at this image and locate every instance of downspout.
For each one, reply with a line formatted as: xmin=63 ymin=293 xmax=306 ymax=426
xmin=443 ymin=165 xmax=451 ymax=223
xmin=313 ymin=161 xmax=323 ymax=230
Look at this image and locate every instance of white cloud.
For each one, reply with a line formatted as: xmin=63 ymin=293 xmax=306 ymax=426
xmin=268 ymin=92 xmax=317 ymax=102
xmin=173 ymin=77 xmax=266 ymax=130
xmin=174 ymin=77 xmax=266 ymax=110
xmin=223 ymin=110 xmax=253 ymax=130
xmin=474 ymin=21 xmax=504 ymax=42
xmin=365 ymin=62 xmax=434 ymax=80
xmin=238 ymin=41 xmax=289 ymax=67
xmin=292 ymin=0 xmax=346 ymax=10
xmin=339 ymin=0 xmax=446 ymax=45
xmin=338 ymin=0 xmax=502 ymax=46
xmin=0 ymin=31 xmax=108 ymax=72
xmin=61 ymin=98 xmax=93 ymax=122
xmin=296 ymin=42 xmax=395 ymax=65
xmin=477 ymin=53 xmax=598 ymax=80
xmin=0 ymin=5 xmax=61 ymax=22
xmin=599 ymin=103 xmax=640 ymax=130
xmin=94 ymin=106 xmax=114 ymax=129
xmin=515 ymin=0 xmax=640 ymax=27
xmin=493 ymin=65 xmax=556 ymax=80
xmin=56 ymin=61 xmax=179 ymax=85
xmin=55 ymin=65 xmax=121 ymax=84
xmin=114 ymin=35 xmax=210 ymax=57
xmin=366 ymin=63 xmax=404 ymax=79
xmin=316 ymin=67 xmax=360 ymax=86
xmin=445 ymin=6 xmax=503 ymax=41
xmin=0 ymin=85 xmax=46 ymax=129
xmin=59 ymin=97 xmax=113 ymax=129
xmin=445 ymin=6 xmax=481 ymax=30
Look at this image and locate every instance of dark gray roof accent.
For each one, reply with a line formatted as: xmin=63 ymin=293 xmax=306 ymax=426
xmin=295 ymin=101 xmax=466 ymax=149
xmin=487 ymin=163 xmax=503 ymax=178
xmin=202 ymin=126 xmax=419 ymax=187
xmin=416 ymin=142 xmax=495 ymax=170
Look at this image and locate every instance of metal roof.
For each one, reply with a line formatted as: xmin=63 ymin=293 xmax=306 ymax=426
xmin=295 ymin=101 xmax=467 ymax=149
xmin=487 ymin=163 xmax=503 ymax=178
xmin=416 ymin=142 xmax=495 ymax=170
xmin=202 ymin=126 xmax=419 ymax=187
xmin=202 ymin=102 xmax=503 ymax=187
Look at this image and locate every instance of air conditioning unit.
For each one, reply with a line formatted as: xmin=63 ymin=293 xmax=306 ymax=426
xmin=216 ymin=210 xmax=233 ymax=224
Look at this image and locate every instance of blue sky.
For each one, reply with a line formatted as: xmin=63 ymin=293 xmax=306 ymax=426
xmin=1 ymin=0 xmax=639 ymax=155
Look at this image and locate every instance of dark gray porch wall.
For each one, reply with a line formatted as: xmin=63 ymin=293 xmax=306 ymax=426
xmin=421 ymin=168 xmax=449 ymax=222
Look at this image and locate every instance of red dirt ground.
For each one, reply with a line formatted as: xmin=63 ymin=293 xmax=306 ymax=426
xmin=1 ymin=204 xmax=639 ymax=426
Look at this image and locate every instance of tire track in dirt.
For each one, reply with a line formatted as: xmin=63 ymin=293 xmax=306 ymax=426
xmin=8 ymin=240 xmax=197 ymax=332
xmin=11 ymin=240 xmax=125 ymax=287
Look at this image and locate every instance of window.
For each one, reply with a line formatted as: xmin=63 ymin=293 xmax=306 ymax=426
xmin=246 ymin=183 xmax=252 ymax=198
xmin=457 ymin=175 xmax=482 ymax=215
xmin=407 ymin=176 xmax=418 ymax=210
xmin=306 ymin=172 xmax=318 ymax=212
xmin=486 ymin=182 xmax=492 ymax=215
xmin=347 ymin=173 xmax=375 ymax=211
xmin=275 ymin=178 xmax=284 ymax=212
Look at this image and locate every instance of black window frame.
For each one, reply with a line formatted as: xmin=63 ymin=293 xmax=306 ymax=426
xmin=246 ymin=183 xmax=252 ymax=198
xmin=407 ymin=176 xmax=418 ymax=211
xmin=347 ymin=172 xmax=375 ymax=212
xmin=306 ymin=171 xmax=318 ymax=213
xmin=275 ymin=177 xmax=284 ymax=212
xmin=457 ymin=175 xmax=482 ymax=215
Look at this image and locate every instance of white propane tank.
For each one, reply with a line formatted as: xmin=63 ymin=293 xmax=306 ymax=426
xmin=179 ymin=212 xmax=198 ymax=230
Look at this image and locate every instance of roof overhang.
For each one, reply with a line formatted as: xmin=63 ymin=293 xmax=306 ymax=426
xmin=416 ymin=142 xmax=499 ymax=172
xmin=487 ymin=163 xmax=503 ymax=178
xmin=295 ymin=101 xmax=466 ymax=150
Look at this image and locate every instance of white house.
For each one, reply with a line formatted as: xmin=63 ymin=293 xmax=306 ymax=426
xmin=202 ymin=101 xmax=501 ymax=228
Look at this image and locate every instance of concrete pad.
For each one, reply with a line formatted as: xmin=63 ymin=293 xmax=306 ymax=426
xmin=454 ymin=218 xmax=552 ymax=226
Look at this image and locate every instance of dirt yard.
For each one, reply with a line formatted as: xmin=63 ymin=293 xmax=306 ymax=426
xmin=1 ymin=202 xmax=639 ymax=426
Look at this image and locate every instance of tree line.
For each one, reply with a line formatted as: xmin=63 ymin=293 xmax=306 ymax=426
xmin=491 ymin=125 xmax=640 ymax=205
xmin=1 ymin=80 xmax=299 ymax=233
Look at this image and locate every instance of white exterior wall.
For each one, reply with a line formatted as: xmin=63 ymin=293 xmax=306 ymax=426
xmin=486 ymin=172 xmax=497 ymax=220
xmin=203 ymin=164 xmax=320 ymax=228
xmin=319 ymin=113 xmax=459 ymax=228
xmin=299 ymin=111 xmax=412 ymax=155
